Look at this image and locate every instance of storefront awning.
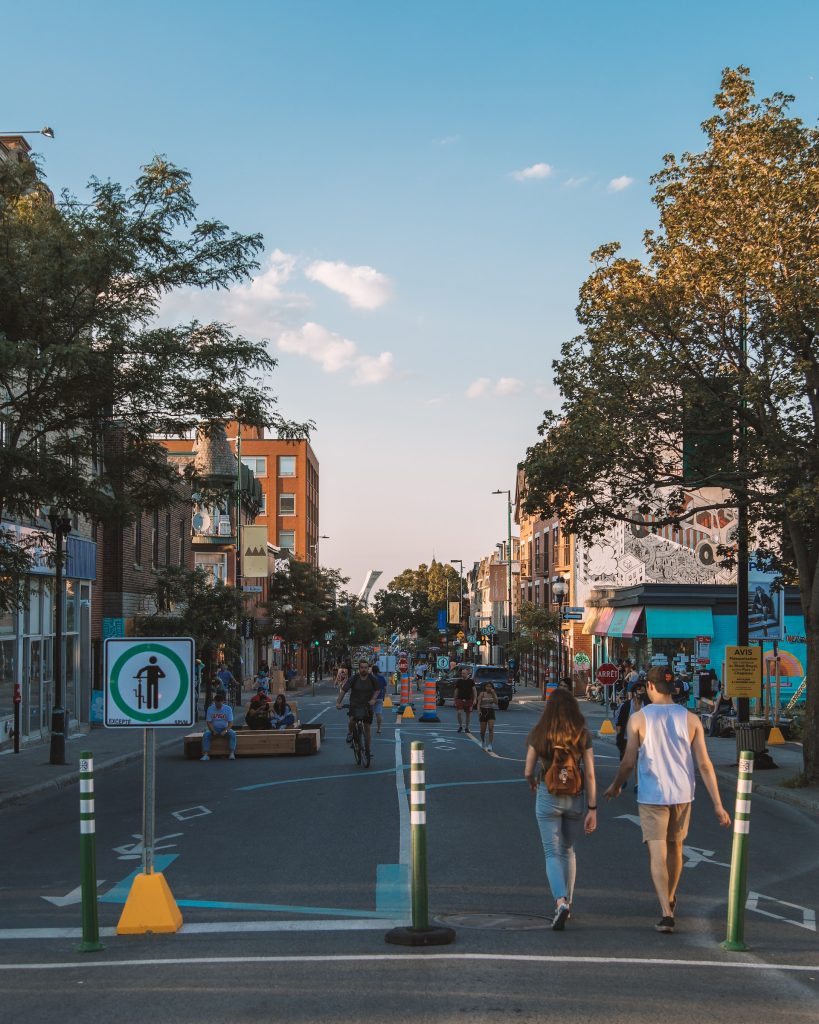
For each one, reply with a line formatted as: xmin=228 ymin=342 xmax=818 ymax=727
xmin=592 ymin=608 xmax=614 ymax=636
xmin=608 ymin=607 xmax=643 ymax=638
xmin=582 ymin=609 xmax=601 ymax=635
xmin=645 ymin=606 xmax=713 ymax=639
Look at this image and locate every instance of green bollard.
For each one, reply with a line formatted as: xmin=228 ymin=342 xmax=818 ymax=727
xmin=385 ymin=741 xmax=455 ymax=947
xmin=722 ymin=748 xmax=754 ymax=952
xmin=78 ymin=751 xmax=104 ymax=952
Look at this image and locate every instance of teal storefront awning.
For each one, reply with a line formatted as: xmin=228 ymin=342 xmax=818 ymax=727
xmin=607 ymin=608 xmax=632 ymax=638
xmin=645 ymin=607 xmax=713 ymax=639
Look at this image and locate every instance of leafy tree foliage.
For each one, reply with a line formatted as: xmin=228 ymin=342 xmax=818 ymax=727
xmin=0 ymin=154 xmax=310 ymax=609
xmin=380 ymin=560 xmax=462 ymax=645
xmin=522 ymin=68 xmax=819 ymax=779
xmin=507 ymin=601 xmax=560 ymax=664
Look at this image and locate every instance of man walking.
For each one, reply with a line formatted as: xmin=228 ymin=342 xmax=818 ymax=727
xmin=604 ymin=666 xmax=731 ymax=933
xmin=453 ymin=667 xmax=476 ymax=734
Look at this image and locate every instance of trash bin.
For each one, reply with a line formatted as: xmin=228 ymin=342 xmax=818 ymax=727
xmin=735 ymin=721 xmax=768 ymax=759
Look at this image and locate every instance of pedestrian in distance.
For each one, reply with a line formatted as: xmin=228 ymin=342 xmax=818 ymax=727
xmin=524 ymin=688 xmax=598 ymax=931
xmin=201 ymin=690 xmax=237 ymax=761
xmin=604 ymin=666 xmax=731 ymax=934
xmin=453 ymin=667 xmax=476 ymax=734
xmin=476 ymin=683 xmax=499 ymax=750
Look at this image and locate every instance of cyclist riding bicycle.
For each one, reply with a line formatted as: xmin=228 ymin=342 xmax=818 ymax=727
xmin=336 ymin=660 xmax=379 ymax=751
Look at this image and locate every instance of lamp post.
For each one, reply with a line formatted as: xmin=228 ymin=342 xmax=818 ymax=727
xmin=552 ymin=576 xmax=568 ymax=690
xmin=0 ymin=127 xmax=54 ymax=138
xmin=491 ymin=491 xmax=514 ymax=653
xmin=48 ymin=511 xmax=72 ymax=765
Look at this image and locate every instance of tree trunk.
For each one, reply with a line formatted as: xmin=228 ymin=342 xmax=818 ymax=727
xmin=803 ymin=625 xmax=819 ymax=781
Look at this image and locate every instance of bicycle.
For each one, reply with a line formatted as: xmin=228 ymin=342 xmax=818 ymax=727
xmin=339 ymin=704 xmax=371 ymax=768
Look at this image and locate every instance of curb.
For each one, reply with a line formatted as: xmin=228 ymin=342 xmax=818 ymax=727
xmin=0 ymin=734 xmax=182 ymax=812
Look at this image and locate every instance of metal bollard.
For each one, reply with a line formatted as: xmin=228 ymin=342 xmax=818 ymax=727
xmin=722 ymin=748 xmax=754 ymax=952
xmin=385 ymin=741 xmax=455 ymax=947
xmin=78 ymin=751 xmax=104 ymax=952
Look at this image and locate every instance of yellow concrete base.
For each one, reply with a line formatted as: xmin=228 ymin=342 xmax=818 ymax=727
xmin=767 ymin=726 xmax=786 ymax=746
xmin=599 ymin=719 xmax=615 ymax=736
xmin=117 ymin=871 xmax=183 ymax=935
xmin=383 ymin=695 xmax=393 ymax=708
xmin=402 ymin=706 xmax=415 ymax=719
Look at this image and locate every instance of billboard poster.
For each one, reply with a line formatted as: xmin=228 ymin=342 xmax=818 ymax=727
xmin=489 ymin=564 xmax=506 ymax=603
xmin=748 ymin=556 xmax=784 ymax=641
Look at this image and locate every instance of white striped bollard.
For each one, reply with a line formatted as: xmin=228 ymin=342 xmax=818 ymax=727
xmin=78 ymin=751 xmax=104 ymax=952
xmin=722 ymin=748 xmax=753 ymax=952
xmin=385 ymin=741 xmax=455 ymax=947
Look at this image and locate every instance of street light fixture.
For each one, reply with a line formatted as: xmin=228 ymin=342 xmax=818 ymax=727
xmin=1 ymin=126 xmax=55 ymax=139
xmin=48 ymin=511 xmax=72 ymax=766
xmin=552 ymin=575 xmax=569 ymax=689
xmin=491 ymin=489 xmax=514 ymax=648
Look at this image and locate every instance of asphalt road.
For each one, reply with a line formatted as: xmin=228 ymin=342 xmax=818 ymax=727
xmin=1 ymin=686 xmax=817 ymax=1023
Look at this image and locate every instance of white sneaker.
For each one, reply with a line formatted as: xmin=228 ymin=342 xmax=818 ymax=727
xmin=228 ymin=752 xmax=236 ymax=760
xmin=487 ymin=744 xmax=493 ymax=752
xmin=200 ymin=754 xmax=210 ymax=762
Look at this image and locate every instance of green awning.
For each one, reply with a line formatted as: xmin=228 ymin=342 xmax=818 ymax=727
xmin=607 ymin=608 xmax=632 ymax=638
xmin=645 ymin=607 xmax=713 ymax=639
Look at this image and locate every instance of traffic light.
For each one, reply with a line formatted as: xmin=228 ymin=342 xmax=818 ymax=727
xmin=312 ymin=639 xmax=320 ymax=647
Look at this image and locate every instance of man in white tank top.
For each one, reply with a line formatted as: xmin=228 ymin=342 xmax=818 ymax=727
xmin=605 ymin=666 xmax=731 ymax=933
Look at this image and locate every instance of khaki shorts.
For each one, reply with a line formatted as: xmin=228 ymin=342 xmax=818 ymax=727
xmin=638 ymin=802 xmax=692 ymax=843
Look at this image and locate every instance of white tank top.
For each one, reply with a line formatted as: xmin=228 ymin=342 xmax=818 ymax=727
xmin=637 ymin=704 xmax=696 ymax=805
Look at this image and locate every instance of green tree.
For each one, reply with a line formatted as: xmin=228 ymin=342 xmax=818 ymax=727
xmin=385 ymin=560 xmax=461 ymax=640
xmin=507 ymin=601 xmax=560 ymax=665
xmin=264 ymin=559 xmax=347 ymax=665
xmin=133 ymin=566 xmax=243 ymax=677
xmin=522 ymin=68 xmax=819 ymax=779
xmin=0 ymin=154 xmax=310 ymax=610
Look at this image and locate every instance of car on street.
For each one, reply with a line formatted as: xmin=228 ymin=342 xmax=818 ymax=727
xmin=436 ymin=664 xmax=514 ymax=710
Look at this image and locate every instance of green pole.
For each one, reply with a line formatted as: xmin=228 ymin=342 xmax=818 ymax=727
xmin=410 ymin=740 xmax=429 ymax=929
xmin=722 ymin=748 xmax=754 ymax=952
xmin=78 ymin=751 xmax=103 ymax=952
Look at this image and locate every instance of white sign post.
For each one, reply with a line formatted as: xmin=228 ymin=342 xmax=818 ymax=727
xmin=104 ymin=638 xmax=194 ymax=880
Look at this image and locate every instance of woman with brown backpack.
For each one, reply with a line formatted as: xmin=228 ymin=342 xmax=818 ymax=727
xmin=525 ymin=688 xmax=598 ymax=930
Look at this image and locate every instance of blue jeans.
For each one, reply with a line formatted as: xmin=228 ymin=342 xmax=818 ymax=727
xmin=202 ymin=728 xmax=237 ymax=753
xmin=272 ymin=713 xmax=295 ymax=730
xmin=535 ymin=786 xmax=584 ymax=903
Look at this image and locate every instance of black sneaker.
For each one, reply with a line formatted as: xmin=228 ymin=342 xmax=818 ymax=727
xmin=655 ymin=916 xmax=675 ymax=934
xmin=457 ymin=726 xmax=463 ymax=733
xmin=465 ymin=728 xmax=471 ymax=734
xmin=552 ymin=903 xmax=570 ymax=931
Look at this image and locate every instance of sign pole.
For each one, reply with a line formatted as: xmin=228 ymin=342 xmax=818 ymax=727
xmin=142 ymin=727 xmax=156 ymax=876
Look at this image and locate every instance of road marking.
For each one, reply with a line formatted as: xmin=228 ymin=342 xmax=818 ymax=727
xmin=396 ymin=728 xmax=410 ymax=866
xmin=100 ymin=855 xmax=177 ymax=903
xmin=423 ymin=778 xmax=527 ymax=792
xmin=237 ymin=767 xmax=407 ymax=792
xmin=175 ymin=899 xmax=396 ymax=919
xmin=171 ymin=805 xmax=211 ymax=822
xmin=747 ymin=892 xmax=817 ymax=933
xmin=0 ymin=919 xmax=408 ymax=941
xmin=41 ymin=883 xmax=106 ymax=907
xmin=307 ymin=707 xmax=331 ymax=724
xmin=0 ymin=953 xmax=816 ymax=972
xmin=373 ymin=727 xmax=412 ymax=918
xmin=112 ymin=833 xmax=182 ymax=860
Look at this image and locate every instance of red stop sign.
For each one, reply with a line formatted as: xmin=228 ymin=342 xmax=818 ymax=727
xmin=398 ymin=658 xmax=408 ymax=672
xmin=596 ymin=662 xmax=619 ymax=685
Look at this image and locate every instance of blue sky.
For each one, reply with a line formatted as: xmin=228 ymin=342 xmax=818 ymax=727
xmin=6 ymin=0 xmax=819 ymax=592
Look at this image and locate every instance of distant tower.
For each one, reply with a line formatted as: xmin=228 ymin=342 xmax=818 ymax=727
xmin=358 ymin=569 xmax=382 ymax=606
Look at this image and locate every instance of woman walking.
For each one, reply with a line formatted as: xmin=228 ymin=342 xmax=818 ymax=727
xmin=524 ymin=688 xmax=598 ymax=930
xmin=477 ymin=683 xmax=499 ymax=751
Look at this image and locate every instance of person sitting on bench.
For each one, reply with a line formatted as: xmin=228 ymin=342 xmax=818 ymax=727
xmin=201 ymin=690 xmax=237 ymax=760
xmin=245 ymin=685 xmax=273 ymax=729
xmin=270 ymin=693 xmax=296 ymax=730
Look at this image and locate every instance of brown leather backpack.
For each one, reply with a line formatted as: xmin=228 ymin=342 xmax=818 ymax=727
xmin=544 ymin=745 xmax=584 ymax=796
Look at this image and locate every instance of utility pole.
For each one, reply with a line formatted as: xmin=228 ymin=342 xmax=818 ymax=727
xmin=492 ymin=489 xmax=514 ymax=651
xmin=736 ymin=298 xmax=749 ymax=725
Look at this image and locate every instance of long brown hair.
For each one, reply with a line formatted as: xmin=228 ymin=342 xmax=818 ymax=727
xmin=526 ymin=689 xmax=588 ymax=759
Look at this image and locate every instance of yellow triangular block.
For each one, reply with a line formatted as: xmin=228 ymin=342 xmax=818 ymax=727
xmin=117 ymin=871 xmax=183 ymax=935
xmin=767 ymin=726 xmax=786 ymax=746
xmin=599 ymin=719 xmax=615 ymax=736
xmin=402 ymin=706 xmax=415 ymax=719
xmin=383 ymin=694 xmax=393 ymax=708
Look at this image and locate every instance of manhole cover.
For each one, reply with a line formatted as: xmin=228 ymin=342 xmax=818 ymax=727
xmin=434 ymin=913 xmax=551 ymax=931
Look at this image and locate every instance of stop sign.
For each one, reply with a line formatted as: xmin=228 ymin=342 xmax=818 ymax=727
xmin=398 ymin=657 xmax=409 ymax=672
xmin=596 ymin=662 xmax=619 ymax=685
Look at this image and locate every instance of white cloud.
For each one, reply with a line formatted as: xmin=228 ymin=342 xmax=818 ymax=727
xmin=305 ymin=259 xmax=393 ymax=310
xmin=277 ymin=322 xmax=394 ymax=385
xmin=563 ymin=176 xmax=589 ymax=188
xmin=495 ymin=377 xmax=524 ymax=396
xmin=511 ymin=162 xmax=553 ymax=182
xmin=466 ymin=378 xmax=491 ymax=399
xmin=437 ymin=134 xmax=461 ymax=146
xmin=608 ymin=175 xmax=634 ymax=192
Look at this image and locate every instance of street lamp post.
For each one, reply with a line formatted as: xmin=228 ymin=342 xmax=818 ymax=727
xmin=491 ymin=489 xmax=514 ymax=652
xmin=552 ymin=576 xmax=568 ymax=690
xmin=0 ymin=127 xmax=55 ymax=139
xmin=48 ymin=511 xmax=72 ymax=766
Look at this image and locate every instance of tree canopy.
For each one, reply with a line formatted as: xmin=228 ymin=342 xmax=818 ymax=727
xmin=0 ymin=154 xmax=310 ymax=609
xmin=377 ymin=560 xmax=463 ymax=645
xmin=522 ymin=67 xmax=819 ymax=779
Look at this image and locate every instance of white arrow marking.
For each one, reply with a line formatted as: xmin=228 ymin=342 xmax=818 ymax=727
xmin=42 ymin=882 xmax=106 ymax=907
xmin=747 ymin=892 xmax=817 ymax=932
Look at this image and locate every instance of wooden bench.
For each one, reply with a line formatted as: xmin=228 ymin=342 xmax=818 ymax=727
xmin=183 ymin=700 xmax=324 ymax=758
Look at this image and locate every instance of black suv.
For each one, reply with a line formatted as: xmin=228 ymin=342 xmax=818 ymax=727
xmin=436 ymin=665 xmax=513 ymax=710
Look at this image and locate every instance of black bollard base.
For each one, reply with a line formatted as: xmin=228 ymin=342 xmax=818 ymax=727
xmin=385 ymin=925 xmax=456 ymax=947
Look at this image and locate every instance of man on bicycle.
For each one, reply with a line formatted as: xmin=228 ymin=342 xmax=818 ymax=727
xmin=336 ymin=660 xmax=379 ymax=752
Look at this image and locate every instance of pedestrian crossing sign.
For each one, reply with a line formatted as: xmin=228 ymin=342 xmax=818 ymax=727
xmin=105 ymin=637 xmax=195 ymax=728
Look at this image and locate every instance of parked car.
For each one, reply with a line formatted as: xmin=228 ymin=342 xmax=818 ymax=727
xmin=436 ymin=664 xmax=513 ymax=710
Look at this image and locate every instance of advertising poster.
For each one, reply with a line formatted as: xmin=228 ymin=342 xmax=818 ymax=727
xmin=748 ymin=556 xmax=784 ymax=641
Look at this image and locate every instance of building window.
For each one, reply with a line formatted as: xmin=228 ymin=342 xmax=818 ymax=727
xmin=279 ymin=494 xmax=296 ymax=516
xmin=257 ymin=491 xmax=267 ymax=515
xmin=165 ymin=513 xmax=171 ymax=565
xmin=178 ymin=519 xmax=186 ymax=566
xmin=135 ymin=514 xmax=143 ymax=566
xmin=151 ymin=511 xmax=160 ymax=568
xmin=278 ymin=456 xmax=296 ymax=477
xmin=195 ymin=552 xmax=228 ymax=584
xmin=534 ymin=535 xmax=541 ymax=573
xmin=278 ymin=530 xmax=295 ymax=553
xmin=241 ymin=456 xmax=267 ymax=477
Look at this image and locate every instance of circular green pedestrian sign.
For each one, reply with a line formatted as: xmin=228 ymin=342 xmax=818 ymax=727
xmin=104 ymin=638 xmax=194 ymax=727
